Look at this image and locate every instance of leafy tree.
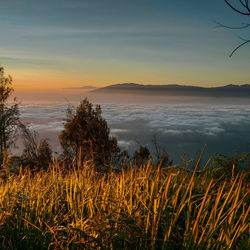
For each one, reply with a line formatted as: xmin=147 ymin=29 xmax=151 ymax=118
xmin=20 ymin=124 xmax=52 ymax=170
xmin=59 ymin=98 xmax=120 ymax=171
xmin=0 ymin=67 xmax=20 ymax=164
xmin=0 ymin=149 xmax=11 ymax=178
xmin=37 ymin=139 xmax=52 ymax=168
xmin=152 ymin=134 xmax=172 ymax=167
xmin=133 ymin=145 xmax=151 ymax=166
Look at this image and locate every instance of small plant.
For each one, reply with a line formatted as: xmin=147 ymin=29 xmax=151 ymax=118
xmin=210 ymin=151 xmax=250 ymax=181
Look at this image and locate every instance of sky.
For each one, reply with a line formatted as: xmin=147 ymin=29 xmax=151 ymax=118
xmin=0 ymin=0 xmax=250 ymax=89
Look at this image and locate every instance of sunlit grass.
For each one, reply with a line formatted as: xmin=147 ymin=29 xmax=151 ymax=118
xmin=0 ymin=159 xmax=249 ymax=249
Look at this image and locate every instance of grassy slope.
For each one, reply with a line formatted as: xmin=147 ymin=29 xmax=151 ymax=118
xmin=0 ymin=160 xmax=249 ymax=249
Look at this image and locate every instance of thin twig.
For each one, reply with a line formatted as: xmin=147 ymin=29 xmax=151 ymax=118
xmin=214 ymin=21 xmax=250 ymax=29
xmin=229 ymin=39 xmax=250 ymax=57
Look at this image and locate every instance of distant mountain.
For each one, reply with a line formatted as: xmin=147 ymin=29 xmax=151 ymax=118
xmin=65 ymin=85 xmax=97 ymax=90
xmin=91 ymin=83 xmax=250 ymax=97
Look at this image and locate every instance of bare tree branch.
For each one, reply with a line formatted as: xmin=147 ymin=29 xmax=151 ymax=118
xmin=225 ymin=0 xmax=250 ymax=15
xmin=229 ymin=39 xmax=250 ymax=57
xmin=239 ymin=0 xmax=248 ymax=9
xmin=214 ymin=21 xmax=250 ymax=29
xmin=219 ymin=1 xmax=250 ymax=56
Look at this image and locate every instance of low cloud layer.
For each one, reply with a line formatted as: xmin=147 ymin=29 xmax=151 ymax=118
xmin=18 ymin=101 xmax=250 ymax=163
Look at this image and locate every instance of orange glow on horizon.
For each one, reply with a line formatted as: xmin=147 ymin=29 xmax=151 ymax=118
xmin=8 ymin=66 xmax=249 ymax=91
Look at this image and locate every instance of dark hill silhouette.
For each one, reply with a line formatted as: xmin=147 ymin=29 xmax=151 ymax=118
xmin=91 ymin=83 xmax=250 ymax=97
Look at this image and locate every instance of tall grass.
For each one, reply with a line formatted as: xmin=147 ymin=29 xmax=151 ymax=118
xmin=0 ymin=160 xmax=249 ymax=249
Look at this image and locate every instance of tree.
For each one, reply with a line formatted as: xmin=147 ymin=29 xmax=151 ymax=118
xmin=20 ymin=124 xmax=52 ymax=170
xmin=152 ymin=134 xmax=172 ymax=167
xmin=37 ymin=139 xmax=52 ymax=169
xmin=0 ymin=67 xmax=20 ymax=164
xmin=59 ymin=98 xmax=120 ymax=171
xmin=217 ymin=1 xmax=250 ymax=56
xmin=133 ymin=145 xmax=151 ymax=166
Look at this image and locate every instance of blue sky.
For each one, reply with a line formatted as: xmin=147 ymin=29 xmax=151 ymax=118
xmin=0 ymin=0 xmax=249 ymax=89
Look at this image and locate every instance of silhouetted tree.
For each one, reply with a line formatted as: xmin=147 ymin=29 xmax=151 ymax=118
xmin=216 ymin=1 xmax=250 ymax=56
xmin=59 ymin=98 xmax=120 ymax=172
xmin=20 ymin=124 xmax=52 ymax=170
xmin=133 ymin=145 xmax=151 ymax=166
xmin=37 ymin=139 xmax=52 ymax=169
xmin=152 ymin=134 xmax=172 ymax=167
xmin=0 ymin=67 xmax=20 ymax=165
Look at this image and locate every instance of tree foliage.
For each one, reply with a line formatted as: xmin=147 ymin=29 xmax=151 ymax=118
xmin=20 ymin=124 xmax=52 ymax=170
xmin=59 ymin=98 xmax=120 ymax=171
xmin=133 ymin=145 xmax=151 ymax=165
xmin=133 ymin=141 xmax=172 ymax=168
xmin=0 ymin=67 xmax=20 ymax=164
xmin=152 ymin=134 xmax=172 ymax=167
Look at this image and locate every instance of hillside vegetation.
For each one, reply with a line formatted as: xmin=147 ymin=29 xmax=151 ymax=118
xmin=0 ymin=157 xmax=249 ymax=249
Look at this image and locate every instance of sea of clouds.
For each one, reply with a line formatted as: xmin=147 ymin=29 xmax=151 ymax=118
xmin=18 ymin=101 xmax=250 ymax=164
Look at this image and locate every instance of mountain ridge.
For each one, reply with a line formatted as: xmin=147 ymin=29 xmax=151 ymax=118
xmin=91 ymin=83 xmax=250 ymax=97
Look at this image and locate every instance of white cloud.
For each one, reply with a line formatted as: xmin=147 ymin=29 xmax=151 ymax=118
xmin=19 ymin=102 xmax=250 ymax=138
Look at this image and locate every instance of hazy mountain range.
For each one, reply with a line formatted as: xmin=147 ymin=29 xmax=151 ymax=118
xmin=65 ymin=85 xmax=97 ymax=90
xmin=91 ymin=83 xmax=250 ymax=97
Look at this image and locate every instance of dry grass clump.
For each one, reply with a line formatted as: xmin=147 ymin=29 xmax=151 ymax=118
xmin=0 ymin=159 xmax=249 ymax=249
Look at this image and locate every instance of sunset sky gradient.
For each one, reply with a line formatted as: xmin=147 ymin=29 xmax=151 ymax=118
xmin=0 ymin=0 xmax=249 ymax=89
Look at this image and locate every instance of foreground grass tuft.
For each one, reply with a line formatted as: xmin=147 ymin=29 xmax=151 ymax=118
xmin=0 ymin=161 xmax=249 ymax=249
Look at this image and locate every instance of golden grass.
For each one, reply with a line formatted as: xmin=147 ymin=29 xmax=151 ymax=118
xmin=0 ymin=161 xmax=249 ymax=249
